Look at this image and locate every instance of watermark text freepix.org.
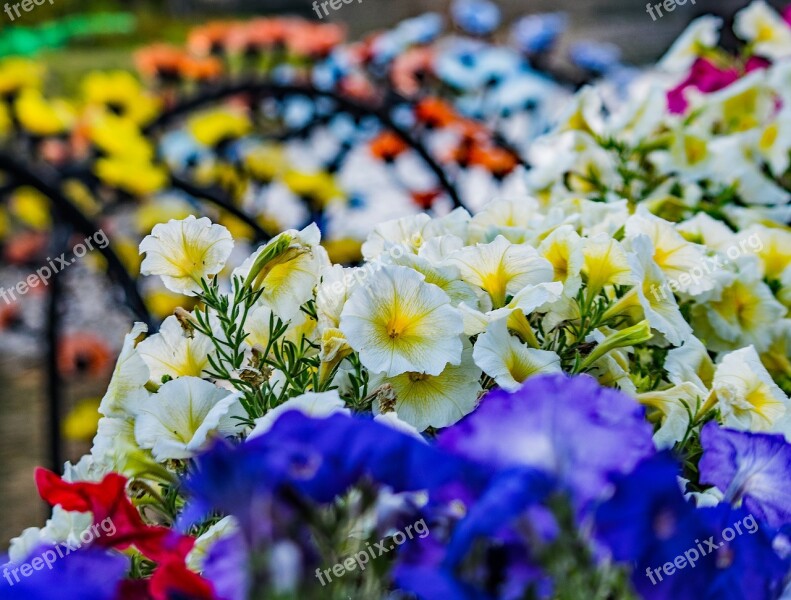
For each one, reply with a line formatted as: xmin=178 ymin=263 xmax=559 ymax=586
xmin=312 ymin=0 xmax=362 ymax=20
xmin=0 ymin=229 xmax=109 ymax=306
xmin=315 ymin=518 xmax=429 ymax=586
xmin=4 ymin=0 xmax=55 ymax=22
xmin=646 ymin=0 xmax=696 ymax=21
xmin=645 ymin=513 xmax=758 ymax=585
xmin=3 ymin=517 xmax=117 ymax=587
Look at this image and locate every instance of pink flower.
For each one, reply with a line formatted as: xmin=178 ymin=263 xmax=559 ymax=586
xmin=667 ymin=58 xmax=743 ymax=114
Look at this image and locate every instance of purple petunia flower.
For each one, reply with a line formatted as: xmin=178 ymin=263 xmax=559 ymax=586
xmin=596 ymin=452 xmax=788 ymax=600
xmin=699 ymin=422 xmax=791 ymax=529
xmin=438 ymin=374 xmax=656 ymax=514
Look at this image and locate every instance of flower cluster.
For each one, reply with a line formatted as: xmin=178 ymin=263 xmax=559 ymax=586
xmin=1 ymin=1 xmax=791 ymax=598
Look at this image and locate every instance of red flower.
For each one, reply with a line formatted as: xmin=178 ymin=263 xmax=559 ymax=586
xmin=35 ymin=469 xmax=193 ymax=564
xmin=149 ymin=558 xmax=217 ymax=600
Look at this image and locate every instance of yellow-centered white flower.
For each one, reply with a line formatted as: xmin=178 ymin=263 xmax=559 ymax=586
xmin=99 ymin=322 xmax=150 ymax=419
xmin=735 ymin=0 xmax=791 ymax=61
xmin=139 ymin=216 xmax=234 ymax=296
xmin=136 ymin=314 xmax=214 ymax=384
xmin=134 ymin=377 xmax=244 ymax=461
xmin=447 ymin=235 xmax=554 ymax=309
xmin=340 ymin=265 xmax=464 ymax=377
xmin=472 ymin=318 xmax=562 ymax=391
xmin=713 ymin=346 xmax=791 ymax=435
xmin=370 ymin=343 xmax=481 ymax=431
xmin=233 ymin=223 xmax=327 ymax=322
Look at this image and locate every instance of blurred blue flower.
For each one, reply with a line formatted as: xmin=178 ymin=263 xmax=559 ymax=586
xmin=396 ymin=12 xmax=445 ymax=45
xmin=451 ymin=0 xmax=501 ymax=36
xmin=511 ymin=13 xmax=568 ymax=55
xmin=436 ymin=42 xmax=523 ymax=91
xmin=0 ymin=547 xmax=128 ymax=600
xmin=596 ymin=452 xmax=788 ymax=600
xmin=700 ymin=422 xmax=791 ymax=528
xmin=435 ymin=38 xmax=489 ymax=90
xmin=183 ymin=412 xmax=492 ymax=532
xmin=203 ymin=532 xmax=250 ymax=600
xmin=570 ymin=41 xmax=623 ymax=74
xmin=438 ymin=374 xmax=655 ymax=514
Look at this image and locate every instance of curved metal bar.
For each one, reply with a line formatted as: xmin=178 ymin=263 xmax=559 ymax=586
xmin=169 ymin=173 xmax=271 ymax=244
xmin=145 ymin=81 xmax=466 ymax=210
xmin=0 ymin=153 xmax=152 ymax=326
xmin=45 ymin=224 xmax=71 ymax=472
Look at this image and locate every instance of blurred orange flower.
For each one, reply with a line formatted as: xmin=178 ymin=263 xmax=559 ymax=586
xmin=58 ymin=333 xmax=113 ymax=378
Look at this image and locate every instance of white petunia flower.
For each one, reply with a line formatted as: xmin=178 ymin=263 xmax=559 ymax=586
xmin=582 ymin=234 xmax=633 ymax=295
xmin=626 ymin=209 xmax=712 ymax=296
xmin=340 ymin=265 xmax=464 ymax=377
xmin=691 ymin=268 xmax=786 ymax=353
xmin=134 ymin=377 xmax=245 ymax=461
xmin=8 ymin=528 xmax=45 ymax=564
xmin=370 ymin=343 xmax=481 ymax=431
xmin=467 ymin=197 xmax=545 ymax=244
xmin=713 ymin=346 xmax=791 ymax=435
xmin=472 ymin=318 xmax=562 ymax=391
xmin=140 ymin=216 xmax=234 ymax=296
xmin=136 ymin=315 xmax=214 ymax=384
xmin=448 ymin=235 xmax=554 ymax=308
xmin=628 ymin=235 xmax=694 ymax=346
xmin=361 ymin=213 xmax=433 ymax=260
xmin=248 ymin=391 xmax=350 ymax=440
xmin=658 ymin=15 xmax=722 ymax=72
xmin=98 ymin=322 xmax=150 ymax=418
xmin=638 ymin=382 xmax=707 ymax=449
xmin=734 ymin=0 xmax=791 ymax=61
xmin=538 ymin=225 xmax=584 ymax=298
xmin=373 ymin=411 xmax=426 ymax=441
xmin=665 ymin=336 xmax=715 ymax=392
xmin=233 ymin=223 xmax=327 ymax=322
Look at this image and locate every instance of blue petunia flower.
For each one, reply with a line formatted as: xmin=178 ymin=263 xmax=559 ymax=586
xmin=699 ymin=422 xmax=791 ymax=529
xmin=511 ymin=13 xmax=568 ymax=55
xmin=451 ymin=0 xmax=501 ymax=37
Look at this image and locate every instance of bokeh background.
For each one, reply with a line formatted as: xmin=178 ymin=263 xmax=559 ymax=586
xmin=0 ymin=0 xmax=782 ymax=548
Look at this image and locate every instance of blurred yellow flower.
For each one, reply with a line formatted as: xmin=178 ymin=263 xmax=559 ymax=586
xmin=0 ymin=58 xmax=44 ymax=96
xmin=94 ymin=157 xmax=169 ymax=196
xmin=0 ymin=102 xmax=10 ymax=137
xmin=324 ymin=238 xmax=363 ymax=264
xmin=283 ymin=169 xmax=345 ymax=206
xmin=135 ymin=197 xmax=194 ymax=235
xmin=63 ymin=398 xmax=102 ymax=442
xmin=189 ymin=109 xmax=251 ymax=147
xmin=9 ymin=187 xmax=51 ymax=230
xmin=245 ymin=145 xmax=288 ymax=181
xmin=14 ymin=89 xmax=74 ymax=137
xmin=88 ymin=113 xmax=155 ymax=161
xmin=82 ymin=71 xmax=160 ymax=125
